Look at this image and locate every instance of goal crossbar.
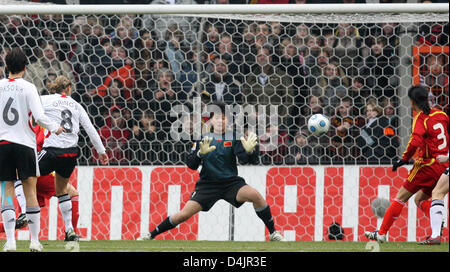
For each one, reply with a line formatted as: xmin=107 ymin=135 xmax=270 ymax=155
xmin=0 ymin=3 xmax=449 ymax=15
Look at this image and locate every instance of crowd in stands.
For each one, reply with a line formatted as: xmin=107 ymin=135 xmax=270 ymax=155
xmin=0 ymin=0 xmax=448 ymax=165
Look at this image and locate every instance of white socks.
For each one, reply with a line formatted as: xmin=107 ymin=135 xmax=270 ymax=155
xmin=14 ymin=180 xmax=27 ymax=214
xmin=58 ymin=194 xmax=74 ymax=232
xmin=430 ymin=199 xmax=446 ymax=239
xmin=1 ymin=205 xmax=16 ymax=245
xmin=26 ymin=206 xmax=41 ymax=242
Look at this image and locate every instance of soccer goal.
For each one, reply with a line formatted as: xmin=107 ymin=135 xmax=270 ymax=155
xmin=0 ymin=2 xmax=448 ymax=242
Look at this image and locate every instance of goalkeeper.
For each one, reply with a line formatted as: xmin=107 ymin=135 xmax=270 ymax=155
xmin=141 ymin=102 xmax=286 ymax=241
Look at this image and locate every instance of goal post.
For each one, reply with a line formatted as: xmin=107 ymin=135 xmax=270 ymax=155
xmin=0 ymin=3 xmax=448 ymax=242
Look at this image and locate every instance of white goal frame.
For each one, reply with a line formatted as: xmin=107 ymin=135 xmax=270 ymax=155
xmin=0 ymin=3 xmax=448 ymax=15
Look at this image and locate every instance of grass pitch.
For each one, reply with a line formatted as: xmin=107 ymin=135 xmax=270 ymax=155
xmin=7 ymin=240 xmax=449 ymax=252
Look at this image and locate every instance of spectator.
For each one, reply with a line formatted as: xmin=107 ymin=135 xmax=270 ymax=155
xmin=307 ymin=47 xmax=331 ymax=79
xmin=380 ymin=97 xmax=399 ymax=129
xmin=423 ymin=54 xmax=449 ymax=111
xmin=292 ymin=24 xmax=311 ymax=53
xmin=348 ymin=76 xmax=371 ymax=117
xmin=203 ymin=23 xmax=221 ymax=54
xmin=416 ymin=22 xmax=449 ymax=46
xmin=92 ymin=44 xmax=136 ymax=99
xmin=279 ymin=38 xmax=308 ymax=90
xmin=355 ymin=100 xmax=399 ymax=164
xmin=328 ymin=97 xmax=356 ymax=160
xmin=312 ymin=62 xmax=350 ymax=109
xmin=94 ymin=106 xmax=131 ymax=164
xmin=164 ymin=24 xmax=189 ymax=82
xmin=285 ymin=127 xmax=323 ymax=165
xmin=150 ymin=68 xmax=184 ymax=137
xmin=238 ymin=22 xmax=257 ymax=76
xmin=359 ymin=36 xmax=398 ymax=98
xmin=24 ymin=41 xmax=75 ymax=94
xmin=195 ymin=55 xmax=242 ymax=104
xmin=216 ymin=33 xmax=243 ymax=80
xmin=0 ymin=47 xmax=7 ymax=79
xmin=109 ymin=14 xmax=138 ymax=49
xmin=142 ymin=0 xmax=199 ymax=43
xmin=259 ymin=122 xmax=290 ymax=165
xmin=129 ymin=110 xmax=160 ymax=164
xmin=244 ymin=46 xmax=294 ymax=122
xmin=332 ymin=23 xmax=363 ymax=71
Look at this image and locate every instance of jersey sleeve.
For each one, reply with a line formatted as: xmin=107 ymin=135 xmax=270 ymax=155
xmin=185 ymin=140 xmax=202 ymax=170
xmin=402 ymin=113 xmax=426 ymax=162
xmin=78 ymin=103 xmax=106 ymax=155
xmin=27 ymin=87 xmax=59 ymax=133
xmin=233 ymin=139 xmax=259 ymax=165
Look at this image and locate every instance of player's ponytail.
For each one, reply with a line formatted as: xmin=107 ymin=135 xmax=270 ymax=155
xmin=408 ymin=85 xmax=431 ymax=115
xmin=48 ymin=75 xmax=71 ymax=94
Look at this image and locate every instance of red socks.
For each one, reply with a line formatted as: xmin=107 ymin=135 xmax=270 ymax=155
xmin=379 ymin=198 xmax=405 ymax=235
xmin=419 ymin=199 xmax=431 ymax=219
xmin=71 ymin=195 xmax=79 ymax=232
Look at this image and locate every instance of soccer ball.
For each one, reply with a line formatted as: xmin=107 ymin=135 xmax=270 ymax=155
xmin=307 ymin=114 xmax=330 ymax=136
xmin=371 ymin=198 xmax=391 ymax=218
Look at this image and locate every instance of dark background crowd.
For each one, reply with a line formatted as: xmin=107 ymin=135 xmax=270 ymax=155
xmin=0 ymin=0 xmax=448 ymax=166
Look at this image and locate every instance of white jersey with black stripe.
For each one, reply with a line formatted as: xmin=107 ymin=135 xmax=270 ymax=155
xmin=40 ymin=94 xmax=106 ymax=154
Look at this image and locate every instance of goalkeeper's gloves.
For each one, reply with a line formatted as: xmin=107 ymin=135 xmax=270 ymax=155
xmin=197 ymin=136 xmax=216 ymax=157
xmin=392 ymin=159 xmax=407 ymax=171
xmin=240 ymin=132 xmax=258 ymax=154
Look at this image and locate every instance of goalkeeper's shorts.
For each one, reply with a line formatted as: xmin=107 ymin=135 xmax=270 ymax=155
xmin=189 ymin=176 xmax=247 ymax=212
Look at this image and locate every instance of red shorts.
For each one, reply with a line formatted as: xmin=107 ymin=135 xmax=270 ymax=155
xmin=36 ymin=174 xmax=56 ymax=207
xmin=403 ymin=159 xmax=448 ymax=197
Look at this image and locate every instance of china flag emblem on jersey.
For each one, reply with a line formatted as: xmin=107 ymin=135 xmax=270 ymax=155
xmin=224 ymin=141 xmax=232 ymax=147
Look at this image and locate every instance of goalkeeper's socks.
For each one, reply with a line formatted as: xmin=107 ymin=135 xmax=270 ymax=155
xmin=26 ymin=206 xmax=41 ymax=242
xmin=14 ymin=180 xmax=27 ymax=214
xmin=379 ymin=198 xmax=405 ymax=235
xmin=419 ymin=199 xmax=431 ymax=219
xmin=430 ymin=200 xmax=445 ymax=238
xmin=151 ymin=216 xmax=177 ymax=239
xmin=58 ymin=194 xmax=74 ymax=232
xmin=255 ymin=204 xmax=276 ymax=234
xmin=1 ymin=205 xmax=16 ymax=244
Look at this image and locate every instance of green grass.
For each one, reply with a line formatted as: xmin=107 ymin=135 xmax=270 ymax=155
xmin=7 ymin=240 xmax=449 ymax=252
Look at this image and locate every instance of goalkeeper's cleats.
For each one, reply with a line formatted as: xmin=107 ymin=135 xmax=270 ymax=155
xmin=15 ymin=213 xmax=28 ymax=229
xmin=65 ymin=229 xmax=80 ymax=242
xmin=364 ymin=230 xmax=386 ymax=243
xmin=29 ymin=240 xmax=43 ymax=252
xmin=269 ymin=231 xmax=287 ymax=242
xmin=418 ymin=236 xmax=441 ymax=245
xmin=2 ymin=242 xmax=16 ymax=252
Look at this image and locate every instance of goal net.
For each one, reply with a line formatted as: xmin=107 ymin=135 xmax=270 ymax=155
xmin=0 ymin=3 xmax=448 ymax=242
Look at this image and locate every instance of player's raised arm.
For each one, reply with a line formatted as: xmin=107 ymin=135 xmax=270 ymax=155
xmin=78 ymin=103 xmax=108 ymax=165
xmin=236 ymin=132 xmax=259 ymax=165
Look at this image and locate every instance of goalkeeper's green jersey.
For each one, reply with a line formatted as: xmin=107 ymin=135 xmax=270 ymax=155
xmin=186 ymin=131 xmax=259 ymax=182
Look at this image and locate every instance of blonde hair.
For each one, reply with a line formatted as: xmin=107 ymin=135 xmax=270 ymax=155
xmin=48 ymin=75 xmax=71 ymax=94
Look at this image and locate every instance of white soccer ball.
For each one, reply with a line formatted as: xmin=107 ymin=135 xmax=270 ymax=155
xmin=307 ymin=114 xmax=330 ymax=136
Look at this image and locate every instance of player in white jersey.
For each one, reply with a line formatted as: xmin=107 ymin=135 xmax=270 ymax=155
xmin=419 ymin=153 xmax=449 ymax=245
xmin=0 ymin=48 xmax=64 ymax=252
xmin=38 ymin=75 xmax=108 ymax=241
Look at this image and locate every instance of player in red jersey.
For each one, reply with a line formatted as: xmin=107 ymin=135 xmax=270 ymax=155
xmin=365 ymin=85 xmax=449 ymax=242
